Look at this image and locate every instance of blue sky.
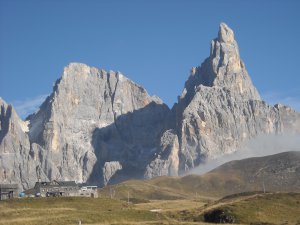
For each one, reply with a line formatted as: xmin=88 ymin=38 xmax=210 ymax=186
xmin=0 ymin=0 xmax=300 ymax=118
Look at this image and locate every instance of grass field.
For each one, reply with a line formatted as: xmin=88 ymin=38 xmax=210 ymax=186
xmin=0 ymin=196 xmax=215 ymax=225
xmin=0 ymin=192 xmax=299 ymax=225
xmin=209 ymin=192 xmax=300 ymax=224
xmin=0 ymin=197 xmax=158 ymax=225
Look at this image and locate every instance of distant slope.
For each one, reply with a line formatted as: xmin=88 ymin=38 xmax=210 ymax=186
xmin=200 ymin=150 xmax=300 ymax=195
xmin=100 ymin=151 xmax=300 ymax=199
xmin=201 ymin=192 xmax=300 ymax=224
xmin=99 ymin=178 xmax=191 ymax=201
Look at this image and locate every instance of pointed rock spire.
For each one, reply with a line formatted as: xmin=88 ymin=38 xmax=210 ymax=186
xmin=180 ymin=22 xmax=261 ymax=109
xmin=211 ymin=23 xmax=241 ymax=75
xmin=218 ymin=22 xmax=235 ymax=43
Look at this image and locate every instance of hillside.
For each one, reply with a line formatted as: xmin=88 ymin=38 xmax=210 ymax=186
xmin=0 ymin=192 xmax=299 ymax=224
xmin=200 ymin=192 xmax=300 ymax=224
xmin=162 ymin=192 xmax=300 ymax=224
xmin=99 ymin=151 xmax=300 ymax=199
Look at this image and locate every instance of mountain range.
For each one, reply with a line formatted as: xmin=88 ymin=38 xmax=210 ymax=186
xmin=1 ymin=23 xmax=299 ymax=190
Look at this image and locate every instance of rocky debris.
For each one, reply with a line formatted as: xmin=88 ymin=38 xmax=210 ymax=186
xmin=0 ymin=23 xmax=300 ymax=189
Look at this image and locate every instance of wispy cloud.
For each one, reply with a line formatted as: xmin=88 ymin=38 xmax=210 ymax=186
xmin=189 ymin=133 xmax=300 ymax=175
xmin=262 ymin=89 xmax=300 ymax=112
xmin=12 ymin=94 xmax=48 ymax=119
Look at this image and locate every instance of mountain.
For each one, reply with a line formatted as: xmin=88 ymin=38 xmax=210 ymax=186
xmin=0 ymin=23 xmax=300 ymax=189
xmin=0 ymin=98 xmax=39 ymax=188
xmin=27 ymin=64 xmax=170 ymax=187
xmin=145 ymin=23 xmax=300 ymax=177
xmin=100 ymin=151 xmax=300 ymax=199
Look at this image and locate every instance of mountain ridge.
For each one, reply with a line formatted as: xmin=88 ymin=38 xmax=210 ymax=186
xmin=1 ymin=23 xmax=299 ymax=189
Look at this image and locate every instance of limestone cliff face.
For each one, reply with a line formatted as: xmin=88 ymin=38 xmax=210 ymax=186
xmin=0 ymin=98 xmax=45 ymax=190
xmin=144 ymin=23 xmax=300 ymax=177
xmin=0 ymin=23 xmax=299 ymax=188
xmin=144 ymin=129 xmax=179 ymax=178
xmin=27 ymin=63 xmax=170 ymax=186
xmin=171 ymin=23 xmax=299 ymax=174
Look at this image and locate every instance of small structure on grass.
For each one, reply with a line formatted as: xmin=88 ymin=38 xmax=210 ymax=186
xmin=79 ymin=185 xmax=98 ymax=198
xmin=24 ymin=180 xmax=98 ymax=198
xmin=0 ymin=183 xmax=18 ymax=200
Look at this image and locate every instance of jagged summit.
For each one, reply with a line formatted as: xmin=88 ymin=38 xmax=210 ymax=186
xmin=211 ymin=22 xmax=242 ymax=75
xmin=63 ymin=62 xmax=125 ymax=78
xmin=218 ymin=22 xmax=235 ymax=43
xmin=164 ymin=22 xmax=299 ymax=175
xmin=180 ymin=22 xmax=260 ymax=106
xmin=59 ymin=62 xmax=162 ymax=105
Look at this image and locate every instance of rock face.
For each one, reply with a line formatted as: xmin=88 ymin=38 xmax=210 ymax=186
xmin=27 ymin=64 xmax=170 ymax=187
xmin=144 ymin=129 xmax=180 ymax=178
xmin=0 ymin=23 xmax=300 ymax=189
xmin=102 ymin=161 xmax=122 ymax=186
xmin=0 ymin=98 xmax=46 ymax=190
xmin=145 ymin=23 xmax=300 ymax=177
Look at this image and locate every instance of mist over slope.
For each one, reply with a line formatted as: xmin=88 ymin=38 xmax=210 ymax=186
xmin=100 ymin=151 xmax=300 ymax=199
xmin=189 ymin=133 xmax=300 ymax=175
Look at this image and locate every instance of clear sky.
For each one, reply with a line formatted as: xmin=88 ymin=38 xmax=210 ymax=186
xmin=0 ymin=0 xmax=300 ymax=118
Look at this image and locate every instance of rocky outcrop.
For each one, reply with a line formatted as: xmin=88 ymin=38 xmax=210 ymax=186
xmin=144 ymin=129 xmax=179 ymax=178
xmin=0 ymin=23 xmax=299 ymax=188
xmin=102 ymin=161 xmax=122 ymax=186
xmin=0 ymin=98 xmax=46 ymax=190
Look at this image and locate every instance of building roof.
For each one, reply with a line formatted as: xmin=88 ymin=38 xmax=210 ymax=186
xmin=23 ymin=188 xmax=36 ymax=195
xmin=0 ymin=184 xmax=18 ymax=189
xmin=34 ymin=180 xmax=78 ymax=189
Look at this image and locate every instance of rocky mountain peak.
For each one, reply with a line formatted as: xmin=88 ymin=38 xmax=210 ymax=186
xmin=0 ymin=98 xmax=39 ymax=190
xmin=210 ymin=22 xmax=243 ymax=76
xmin=167 ymin=23 xmax=300 ymax=176
xmin=179 ymin=23 xmax=260 ymax=107
xmin=25 ymin=63 xmax=170 ymax=186
xmin=218 ymin=22 xmax=235 ymax=43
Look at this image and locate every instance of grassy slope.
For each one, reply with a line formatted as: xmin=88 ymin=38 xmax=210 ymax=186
xmin=0 ymin=197 xmax=158 ymax=225
xmin=0 ymin=196 xmax=213 ymax=225
xmin=100 ymin=151 xmax=300 ymax=200
xmin=158 ymin=192 xmax=300 ymax=224
xmin=202 ymin=192 xmax=300 ymax=224
xmin=99 ymin=178 xmax=197 ymax=200
xmin=2 ymin=152 xmax=299 ymax=224
xmin=99 ymin=174 xmax=248 ymax=201
xmin=0 ymin=193 xmax=299 ymax=224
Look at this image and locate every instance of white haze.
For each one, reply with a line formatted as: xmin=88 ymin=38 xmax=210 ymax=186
xmin=189 ymin=133 xmax=300 ymax=175
xmin=12 ymin=94 xmax=48 ymax=119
